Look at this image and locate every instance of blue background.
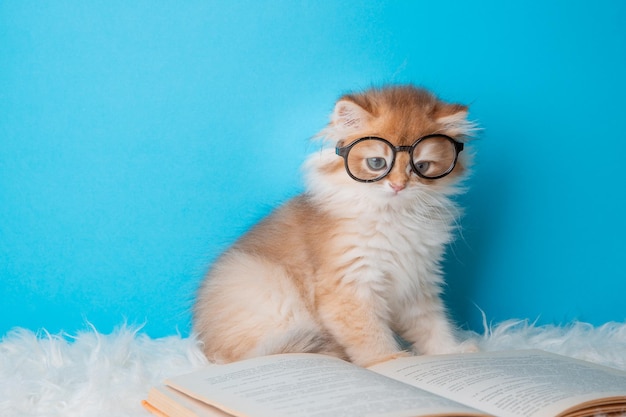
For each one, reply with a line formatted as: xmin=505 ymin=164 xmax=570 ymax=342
xmin=1 ymin=1 xmax=625 ymax=338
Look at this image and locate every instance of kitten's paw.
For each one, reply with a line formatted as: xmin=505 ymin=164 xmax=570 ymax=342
xmin=361 ymin=351 xmax=412 ymax=367
xmin=438 ymin=340 xmax=480 ymax=355
xmin=414 ymin=338 xmax=480 ymax=356
xmin=455 ymin=339 xmax=480 ymax=353
xmin=459 ymin=339 xmax=480 ymax=353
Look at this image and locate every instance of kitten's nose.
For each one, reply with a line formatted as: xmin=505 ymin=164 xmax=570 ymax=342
xmin=390 ymin=183 xmax=406 ymax=193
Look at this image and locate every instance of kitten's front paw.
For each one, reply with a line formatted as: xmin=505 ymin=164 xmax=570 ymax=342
xmin=361 ymin=351 xmax=412 ymax=367
xmin=439 ymin=340 xmax=480 ymax=355
xmin=415 ymin=338 xmax=480 ymax=356
xmin=455 ymin=339 xmax=480 ymax=353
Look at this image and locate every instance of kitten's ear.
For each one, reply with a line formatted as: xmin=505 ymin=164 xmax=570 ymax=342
xmin=434 ymin=103 xmax=477 ymax=137
xmin=331 ymin=99 xmax=371 ymax=132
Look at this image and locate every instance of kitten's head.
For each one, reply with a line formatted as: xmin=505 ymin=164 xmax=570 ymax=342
xmin=305 ymin=85 xmax=476 ymax=207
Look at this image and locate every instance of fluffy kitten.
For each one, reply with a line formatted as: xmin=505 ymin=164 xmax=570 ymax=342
xmin=193 ymin=85 xmax=476 ymax=367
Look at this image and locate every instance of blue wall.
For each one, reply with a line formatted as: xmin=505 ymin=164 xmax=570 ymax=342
xmin=1 ymin=1 xmax=625 ymax=338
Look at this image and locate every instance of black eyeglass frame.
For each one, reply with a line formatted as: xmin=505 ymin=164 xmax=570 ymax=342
xmin=335 ymin=134 xmax=465 ymax=183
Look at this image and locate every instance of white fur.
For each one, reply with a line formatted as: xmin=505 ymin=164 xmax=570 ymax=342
xmin=1 ymin=320 xmax=625 ymax=417
xmin=435 ymin=110 xmax=481 ymax=137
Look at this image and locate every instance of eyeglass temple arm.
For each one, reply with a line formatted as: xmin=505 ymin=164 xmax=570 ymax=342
xmin=335 ymin=143 xmax=348 ymax=157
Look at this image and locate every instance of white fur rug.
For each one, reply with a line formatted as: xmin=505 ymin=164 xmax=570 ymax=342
xmin=1 ymin=320 xmax=626 ymax=417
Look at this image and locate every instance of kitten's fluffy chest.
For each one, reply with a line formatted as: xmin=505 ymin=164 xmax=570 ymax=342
xmin=332 ymin=199 xmax=452 ymax=297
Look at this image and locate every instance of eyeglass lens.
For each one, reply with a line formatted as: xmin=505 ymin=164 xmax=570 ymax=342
xmin=344 ymin=136 xmax=458 ymax=181
xmin=346 ymin=138 xmax=394 ymax=181
xmin=411 ymin=136 xmax=458 ymax=178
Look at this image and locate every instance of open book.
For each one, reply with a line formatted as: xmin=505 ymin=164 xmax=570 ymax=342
xmin=142 ymin=349 xmax=626 ymax=417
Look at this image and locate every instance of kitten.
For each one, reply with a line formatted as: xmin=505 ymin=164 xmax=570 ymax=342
xmin=193 ymin=85 xmax=477 ymax=367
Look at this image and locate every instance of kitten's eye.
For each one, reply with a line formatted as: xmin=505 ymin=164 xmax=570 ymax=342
xmin=366 ymin=157 xmax=387 ymax=171
xmin=415 ymin=161 xmax=431 ymax=174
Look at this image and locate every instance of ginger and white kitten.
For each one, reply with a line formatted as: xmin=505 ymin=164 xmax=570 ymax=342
xmin=193 ymin=85 xmax=476 ymax=367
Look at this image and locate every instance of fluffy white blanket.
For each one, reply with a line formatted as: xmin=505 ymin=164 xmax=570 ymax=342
xmin=1 ymin=320 xmax=625 ymax=417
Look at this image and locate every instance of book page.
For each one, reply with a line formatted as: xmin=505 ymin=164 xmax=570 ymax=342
xmin=369 ymin=350 xmax=626 ymax=417
xmin=166 ymin=353 xmax=489 ymax=417
xmin=146 ymin=385 xmax=233 ymax=417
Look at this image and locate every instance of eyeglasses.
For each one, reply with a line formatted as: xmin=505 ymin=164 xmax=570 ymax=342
xmin=335 ymin=134 xmax=464 ymax=183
